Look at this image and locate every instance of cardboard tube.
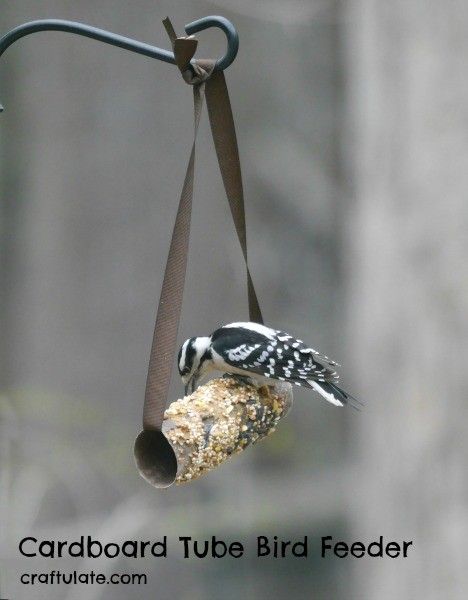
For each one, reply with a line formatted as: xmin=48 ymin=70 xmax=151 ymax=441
xmin=134 ymin=377 xmax=293 ymax=487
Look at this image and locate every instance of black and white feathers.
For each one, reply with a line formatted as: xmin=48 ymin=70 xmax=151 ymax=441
xmin=178 ymin=322 xmax=360 ymax=409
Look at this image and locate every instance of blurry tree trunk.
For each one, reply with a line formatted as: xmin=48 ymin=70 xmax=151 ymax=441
xmin=345 ymin=1 xmax=468 ymax=598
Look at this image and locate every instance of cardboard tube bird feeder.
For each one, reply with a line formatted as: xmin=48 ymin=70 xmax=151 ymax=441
xmin=131 ymin=19 xmax=275 ymax=488
xmin=134 ymin=377 xmax=293 ymax=488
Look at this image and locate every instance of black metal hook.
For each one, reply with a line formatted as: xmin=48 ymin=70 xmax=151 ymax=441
xmin=0 ymin=15 xmax=239 ymax=111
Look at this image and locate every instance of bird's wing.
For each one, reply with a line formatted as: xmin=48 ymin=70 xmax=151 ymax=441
xmin=273 ymin=329 xmax=340 ymax=368
xmin=210 ymin=326 xmax=339 ymax=384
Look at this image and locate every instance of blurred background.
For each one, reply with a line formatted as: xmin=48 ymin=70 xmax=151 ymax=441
xmin=1 ymin=1 xmax=467 ymax=598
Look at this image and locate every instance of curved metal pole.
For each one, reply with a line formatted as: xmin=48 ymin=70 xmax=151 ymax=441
xmin=0 ymin=15 xmax=239 ymax=110
xmin=0 ymin=19 xmax=177 ymax=63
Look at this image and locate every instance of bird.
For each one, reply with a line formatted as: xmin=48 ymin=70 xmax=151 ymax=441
xmin=177 ymin=322 xmax=361 ymax=409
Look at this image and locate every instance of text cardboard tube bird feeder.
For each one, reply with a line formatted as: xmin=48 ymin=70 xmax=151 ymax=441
xmin=134 ymin=377 xmax=293 ymax=487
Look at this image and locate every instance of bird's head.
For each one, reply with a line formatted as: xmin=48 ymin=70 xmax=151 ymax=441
xmin=178 ymin=336 xmax=212 ymax=395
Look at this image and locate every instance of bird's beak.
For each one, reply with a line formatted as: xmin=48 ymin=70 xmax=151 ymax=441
xmin=184 ymin=375 xmax=198 ymax=396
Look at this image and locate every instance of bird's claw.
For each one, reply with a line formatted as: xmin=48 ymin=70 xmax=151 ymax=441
xmin=222 ymin=373 xmax=258 ymax=389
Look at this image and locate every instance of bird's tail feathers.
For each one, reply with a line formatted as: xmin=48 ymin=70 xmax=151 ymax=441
xmin=309 ymin=381 xmax=362 ymax=411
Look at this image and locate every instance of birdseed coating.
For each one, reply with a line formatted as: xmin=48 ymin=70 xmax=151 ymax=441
xmin=162 ymin=377 xmax=293 ymax=484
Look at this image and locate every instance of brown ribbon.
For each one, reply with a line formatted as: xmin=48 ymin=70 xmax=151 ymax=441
xmin=142 ymin=20 xmax=263 ymax=431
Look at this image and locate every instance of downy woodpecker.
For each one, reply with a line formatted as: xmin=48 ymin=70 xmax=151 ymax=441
xmin=178 ymin=322 xmax=360 ymax=409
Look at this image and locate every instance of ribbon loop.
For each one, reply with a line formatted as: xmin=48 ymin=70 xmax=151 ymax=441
xmin=142 ymin=19 xmax=262 ymax=432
